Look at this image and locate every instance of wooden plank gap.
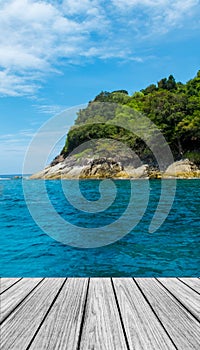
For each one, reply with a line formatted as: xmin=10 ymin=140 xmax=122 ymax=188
xmin=156 ymin=278 xmax=200 ymax=324
xmin=28 ymin=278 xmax=89 ymax=350
xmin=0 ymin=278 xmax=23 ymax=295
xmin=76 ymin=278 xmax=90 ymax=350
xmin=0 ymin=278 xmax=44 ymax=325
xmin=26 ymin=278 xmax=67 ymax=350
xmin=79 ymin=278 xmax=127 ymax=349
xmin=177 ymin=278 xmax=200 ymax=295
xmin=133 ymin=278 xmax=178 ymax=350
xmin=111 ymin=278 xmax=130 ymax=350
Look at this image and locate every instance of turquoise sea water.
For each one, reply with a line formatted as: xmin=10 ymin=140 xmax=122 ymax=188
xmin=0 ymin=177 xmax=199 ymax=277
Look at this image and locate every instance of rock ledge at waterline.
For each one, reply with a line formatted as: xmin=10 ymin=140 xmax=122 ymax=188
xmin=30 ymin=158 xmax=200 ymax=179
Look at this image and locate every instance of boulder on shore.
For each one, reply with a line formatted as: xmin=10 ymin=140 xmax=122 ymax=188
xmin=163 ymin=159 xmax=200 ymax=178
xmin=80 ymin=158 xmax=127 ymax=178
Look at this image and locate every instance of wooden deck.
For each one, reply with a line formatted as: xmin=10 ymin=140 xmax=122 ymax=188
xmin=0 ymin=278 xmax=200 ymax=349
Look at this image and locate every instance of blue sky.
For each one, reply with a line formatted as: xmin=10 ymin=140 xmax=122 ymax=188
xmin=0 ymin=0 xmax=200 ymax=174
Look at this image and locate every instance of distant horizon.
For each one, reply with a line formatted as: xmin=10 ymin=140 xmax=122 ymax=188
xmin=0 ymin=173 xmax=32 ymax=177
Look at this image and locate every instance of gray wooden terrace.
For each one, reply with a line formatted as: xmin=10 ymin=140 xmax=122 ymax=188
xmin=0 ymin=278 xmax=200 ymax=349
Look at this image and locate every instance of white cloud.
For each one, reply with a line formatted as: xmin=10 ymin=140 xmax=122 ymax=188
xmin=62 ymin=0 xmax=101 ymax=16
xmin=164 ymin=1 xmax=199 ymax=25
xmin=0 ymin=0 xmax=199 ymax=97
xmin=0 ymin=69 xmax=40 ymax=96
xmin=33 ymin=104 xmax=68 ymax=115
xmin=0 ymin=0 xmax=95 ymax=96
xmin=0 ymin=129 xmax=35 ymax=142
xmin=112 ymin=0 xmax=199 ymax=32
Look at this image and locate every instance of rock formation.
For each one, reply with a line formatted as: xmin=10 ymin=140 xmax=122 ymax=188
xmin=163 ymin=159 xmax=200 ymax=178
xmin=30 ymin=156 xmax=200 ymax=180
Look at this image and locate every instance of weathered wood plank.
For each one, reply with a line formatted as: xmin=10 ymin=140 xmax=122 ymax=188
xmin=0 ymin=278 xmax=42 ymax=323
xmin=0 ymin=278 xmax=22 ymax=294
xmin=29 ymin=278 xmax=88 ymax=350
xmin=158 ymin=278 xmax=200 ymax=321
xmin=135 ymin=278 xmax=200 ymax=350
xmin=79 ymin=278 xmax=128 ymax=350
xmin=113 ymin=278 xmax=176 ymax=350
xmin=1 ymin=277 xmax=199 ymax=350
xmin=1 ymin=278 xmax=65 ymax=350
xmin=179 ymin=278 xmax=200 ymax=294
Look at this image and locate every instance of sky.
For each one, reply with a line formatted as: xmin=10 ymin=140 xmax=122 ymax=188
xmin=0 ymin=0 xmax=200 ymax=174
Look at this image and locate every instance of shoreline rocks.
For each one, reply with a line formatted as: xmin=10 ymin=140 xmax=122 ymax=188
xmin=163 ymin=159 xmax=200 ymax=178
xmin=79 ymin=158 xmax=127 ymax=178
xmin=30 ymin=157 xmax=200 ymax=180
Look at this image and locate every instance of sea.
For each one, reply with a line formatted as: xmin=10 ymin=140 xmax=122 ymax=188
xmin=0 ymin=175 xmax=199 ymax=277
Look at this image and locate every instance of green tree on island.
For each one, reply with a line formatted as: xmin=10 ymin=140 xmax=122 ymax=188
xmin=62 ymin=71 xmax=200 ymax=165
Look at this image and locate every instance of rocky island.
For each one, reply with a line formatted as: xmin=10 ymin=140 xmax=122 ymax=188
xmin=31 ymin=72 xmax=200 ymax=179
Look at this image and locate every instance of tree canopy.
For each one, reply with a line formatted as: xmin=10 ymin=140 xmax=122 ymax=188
xmin=62 ymin=71 xmax=200 ymax=164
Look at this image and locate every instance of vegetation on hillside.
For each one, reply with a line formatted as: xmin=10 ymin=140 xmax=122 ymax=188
xmin=61 ymin=71 xmax=200 ymax=165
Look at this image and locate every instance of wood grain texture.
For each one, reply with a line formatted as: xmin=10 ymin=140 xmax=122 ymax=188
xmin=0 ymin=278 xmax=22 ymax=294
xmin=1 ymin=278 xmax=200 ymax=350
xmin=158 ymin=278 xmax=200 ymax=321
xmin=113 ymin=278 xmax=176 ymax=350
xmin=1 ymin=278 xmax=65 ymax=350
xmin=0 ymin=278 xmax=42 ymax=323
xmin=29 ymin=278 xmax=88 ymax=350
xmin=135 ymin=278 xmax=200 ymax=350
xmin=79 ymin=278 xmax=128 ymax=350
xmin=179 ymin=278 xmax=200 ymax=294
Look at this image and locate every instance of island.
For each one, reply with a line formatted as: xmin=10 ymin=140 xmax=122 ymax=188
xmin=31 ymin=71 xmax=200 ymax=179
